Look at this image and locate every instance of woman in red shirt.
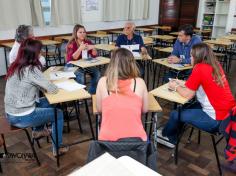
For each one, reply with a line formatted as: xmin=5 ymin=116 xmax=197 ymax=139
xmin=66 ymin=24 xmax=100 ymax=94
xmin=158 ymin=43 xmax=236 ymax=147
xmin=96 ymin=48 xmax=148 ymax=141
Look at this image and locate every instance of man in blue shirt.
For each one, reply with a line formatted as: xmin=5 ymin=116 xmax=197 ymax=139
xmin=164 ymin=24 xmax=202 ymax=82
xmin=116 ymin=22 xmax=147 ymax=53
xmin=115 ymin=22 xmax=148 ymax=77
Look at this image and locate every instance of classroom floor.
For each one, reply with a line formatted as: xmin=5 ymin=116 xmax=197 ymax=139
xmin=0 ymin=56 xmax=236 ymax=176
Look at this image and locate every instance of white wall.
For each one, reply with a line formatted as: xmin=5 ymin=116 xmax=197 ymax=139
xmin=196 ymin=0 xmax=204 ymax=28
xmin=0 ymin=0 xmax=159 ymax=75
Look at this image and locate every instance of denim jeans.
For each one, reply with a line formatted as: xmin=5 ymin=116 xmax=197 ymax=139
xmin=6 ymin=98 xmax=64 ymax=151
xmin=162 ymin=102 xmax=220 ymax=144
xmin=66 ymin=63 xmax=100 ymax=94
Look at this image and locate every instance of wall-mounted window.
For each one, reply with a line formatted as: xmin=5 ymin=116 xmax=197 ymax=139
xmin=41 ymin=0 xmax=51 ymax=25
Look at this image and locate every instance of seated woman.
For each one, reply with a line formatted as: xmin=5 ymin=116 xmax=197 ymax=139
xmin=66 ymin=24 xmax=100 ymax=94
xmin=158 ymin=43 xmax=236 ymax=147
xmin=9 ymin=25 xmax=45 ymax=66
xmin=96 ymin=48 xmax=148 ymax=141
xmin=5 ymin=39 xmax=68 ymax=156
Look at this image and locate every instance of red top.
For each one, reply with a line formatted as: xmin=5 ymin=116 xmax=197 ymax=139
xmin=99 ymin=79 xmax=147 ymax=141
xmin=185 ymin=63 xmax=236 ymax=120
xmin=66 ymin=39 xmax=96 ymax=62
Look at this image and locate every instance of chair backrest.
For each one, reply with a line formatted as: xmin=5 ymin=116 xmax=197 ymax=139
xmin=87 ymin=137 xmax=157 ymax=171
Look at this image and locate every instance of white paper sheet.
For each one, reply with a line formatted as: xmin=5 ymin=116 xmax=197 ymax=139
xmin=49 ymin=71 xmax=76 ymax=80
xmin=132 ymin=52 xmax=141 ymax=57
xmin=55 ymin=81 xmax=86 ymax=91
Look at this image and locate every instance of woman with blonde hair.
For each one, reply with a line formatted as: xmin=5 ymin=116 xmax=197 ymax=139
xmin=96 ymin=48 xmax=148 ymax=141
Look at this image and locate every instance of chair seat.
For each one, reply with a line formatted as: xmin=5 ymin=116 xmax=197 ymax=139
xmin=0 ymin=117 xmax=21 ymax=134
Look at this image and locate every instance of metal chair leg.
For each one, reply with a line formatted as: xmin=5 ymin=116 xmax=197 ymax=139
xmin=198 ymin=130 xmax=201 ymax=144
xmin=187 ymin=127 xmax=194 ymax=143
xmin=23 ymin=129 xmax=41 ymax=166
xmin=84 ymin=99 xmax=95 ymax=139
xmin=211 ymin=135 xmax=222 ymax=176
xmin=74 ymin=101 xmax=83 ymax=133
xmin=1 ymin=134 xmax=8 ymax=154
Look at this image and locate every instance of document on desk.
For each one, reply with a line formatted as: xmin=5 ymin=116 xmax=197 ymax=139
xmin=68 ymin=153 xmax=162 ymax=176
xmin=169 ymin=64 xmax=185 ymax=68
xmin=49 ymin=71 xmax=76 ymax=80
xmin=132 ymin=52 xmax=141 ymax=57
xmin=55 ymin=81 xmax=86 ymax=91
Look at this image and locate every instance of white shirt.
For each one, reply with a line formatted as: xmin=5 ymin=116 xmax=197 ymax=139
xmin=196 ymin=86 xmax=216 ymax=120
xmin=9 ymin=41 xmax=46 ymax=66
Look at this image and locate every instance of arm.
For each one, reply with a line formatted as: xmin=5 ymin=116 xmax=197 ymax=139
xmin=168 ymin=40 xmax=181 ymax=64
xmin=169 ymin=80 xmax=195 ymax=100
xmin=96 ymin=77 xmax=105 ymax=112
xmin=139 ymin=79 xmax=148 ymax=113
xmin=30 ymin=67 xmax=58 ymax=94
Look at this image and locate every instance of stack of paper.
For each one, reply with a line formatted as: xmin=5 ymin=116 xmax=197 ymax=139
xmin=49 ymin=71 xmax=76 ymax=80
xmin=55 ymin=81 xmax=86 ymax=91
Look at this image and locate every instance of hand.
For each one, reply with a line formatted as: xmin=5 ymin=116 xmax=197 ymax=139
xmin=168 ymin=80 xmax=178 ymax=90
xmin=175 ymin=79 xmax=186 ymax=87
xmin=167 ymin=56 xmax=180 ymax=64
xmin=141 ymin=47 xmax=148 ymax=55
xmin=87 ymin=45 xmax=95 ymax=51
xmin=78 ymin=42 xmax=87 ymax=51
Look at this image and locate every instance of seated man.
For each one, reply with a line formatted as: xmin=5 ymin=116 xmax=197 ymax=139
xmin=164 ymin=24 xmax=202 ymax=82
xmin=115 ymin=22 xmax=148 ymax=77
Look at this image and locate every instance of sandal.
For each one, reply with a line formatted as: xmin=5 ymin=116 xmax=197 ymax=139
xmin=53 ymin=146 xmax=69 ymax=157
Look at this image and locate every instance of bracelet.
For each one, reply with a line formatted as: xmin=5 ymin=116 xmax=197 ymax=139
xmin=174 ymin=84 xmax=180 ymax=92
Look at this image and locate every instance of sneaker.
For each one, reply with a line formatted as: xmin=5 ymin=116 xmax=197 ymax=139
xmin=32 ymin=128 xmax=52 ymax=139
xmin=156 ymin=129 xmax=175 ymax=148
xmin=53 ymin=146 xmax=69 ymax=157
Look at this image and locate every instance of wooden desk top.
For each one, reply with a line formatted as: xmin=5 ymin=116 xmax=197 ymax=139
xmin=41 ymin=39 xmax=62 ymax=46
xmin=152 ymin=58 xmax=192 ymax=71
xmin=43 ymin=66 xmax=78 ymax=80
xmin=154 ymin=47 xmax=173 ymax=53
xmin=70 ymin=57 xmax=110 ymax=68
xmin=150 ymin=83 xmax=189 ymax=105
xmin=169 ymin=32 xmax=179 ymax=36
xmin=149 ymin=35 xmax=176 ymax=40
xmin=135 ymin=27 xmax=154 ymax=32
xmin=193 ymin=29 xmax=212 ymax=34
xmin=0 ymin=42 xmax=14 ymax=48
xmin=143 ymin=37 xmax=154 ymax=45
xmin=95 ymin=44 xmax=116 ymax=51
xmin=0 ymin=39 xmax=61 ymax=48
xmin=87 ymin=33 xmax=110 ymax=38
xmin=54 ymin=35 xmax=71 ymax=42
xmin=222 ymin=35 xmax=236 ymax=42
xmin=204 ymin=39 xmax=233 ymax=47
xmin=109 ymin=30 xmax=124 ymax=34
xmin=92 ymin=93 xmax=162 ymax=115
xmin=44 ymin=79 xmax=91 ymax=104
xmin=149 ymin=26 xmax=171 ymax=31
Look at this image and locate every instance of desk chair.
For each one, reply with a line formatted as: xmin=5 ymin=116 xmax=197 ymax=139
xmin=0 ymin=117 xmax=41 ymax=173
xmin=174 ymin=124 xmax=224 ymax=176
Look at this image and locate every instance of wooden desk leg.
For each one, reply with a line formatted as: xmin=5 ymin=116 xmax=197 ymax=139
xmin=54 ymin=108 xmax=60 ymax=167
xmin=84 ymin=99 xmax=95 ymax=139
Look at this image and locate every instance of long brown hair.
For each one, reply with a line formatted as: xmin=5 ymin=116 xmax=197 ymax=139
xmin=67 ymin=24 xmax=86 ymax=47
xmin=105 ymin=48 xmax=140 ymax=93
xmin=191 ymin=43 xmax=224 ymax=87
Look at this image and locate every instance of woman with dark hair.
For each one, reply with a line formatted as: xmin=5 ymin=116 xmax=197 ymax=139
xmin=96 ymin=48 xmax=148 ymax=141
xmin=66 ymin=24 xmax=100 ymax=94
xmin=9 ymin=25 xmax=45 ymax=66
xmin=157 ymin=43 xmax=236 ymax=147
xmin=5 ymin=38 xmax=68 ymax=156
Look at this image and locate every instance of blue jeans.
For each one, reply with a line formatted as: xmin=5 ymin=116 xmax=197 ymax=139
xmin=6 ymin=98 xmax=64 ymax=150
xmin=162 ymin=102 xmax=220 ymax=144
xmin=66 ymin=63 xmax=100 ymax=94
